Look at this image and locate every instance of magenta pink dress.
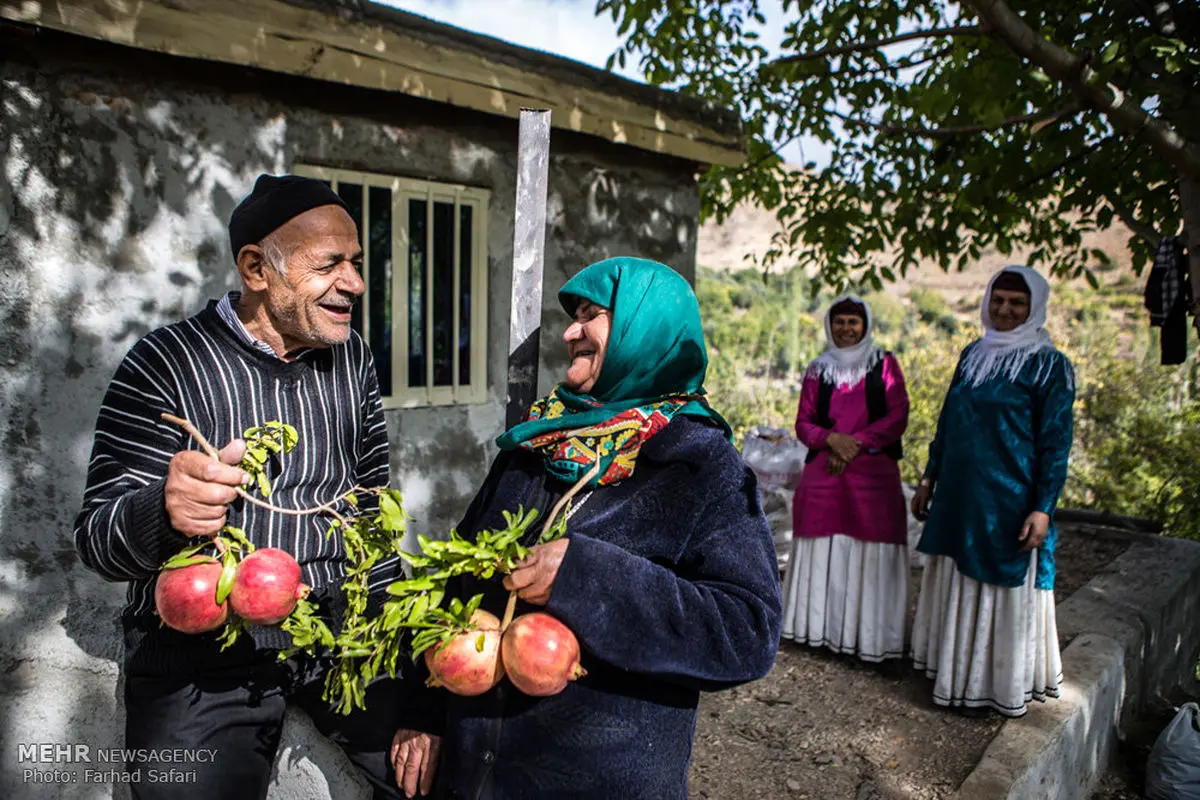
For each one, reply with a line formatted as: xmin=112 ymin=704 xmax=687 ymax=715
xmin=792 ymin=353 xmax=909 ymax=545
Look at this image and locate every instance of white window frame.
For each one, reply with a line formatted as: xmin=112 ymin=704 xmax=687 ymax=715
xmin=295 ymin=165 xmax=490 ymax=408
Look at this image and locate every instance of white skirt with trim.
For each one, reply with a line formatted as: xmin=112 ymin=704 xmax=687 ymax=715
xmin=781 ymin=534 xmax=908 ymax=662
xmin=911 ymin=552 xmax=1062 ymax=717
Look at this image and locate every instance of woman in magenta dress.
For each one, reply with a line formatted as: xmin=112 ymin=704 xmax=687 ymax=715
xmin=781 ymin=296 xmax=910 ymax=662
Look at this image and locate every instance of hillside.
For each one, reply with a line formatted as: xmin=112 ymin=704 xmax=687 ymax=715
xmin=696 ymin=202 xmax=1142 ymax=306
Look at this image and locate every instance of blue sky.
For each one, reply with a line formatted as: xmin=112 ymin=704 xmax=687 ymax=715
xmin=373 ymin=0 xmax=821 ymax=165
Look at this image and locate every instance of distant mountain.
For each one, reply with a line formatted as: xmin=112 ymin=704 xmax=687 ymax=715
xmin=696 ymin=202 xmax=1141 ymax=305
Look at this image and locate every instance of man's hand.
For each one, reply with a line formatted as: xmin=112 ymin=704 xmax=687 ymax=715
xmin=826 ymin=454 xmax=847 ymax=477
xmin=826 ymin=432 xmax=861 ymax=463
xmin=390 ymin=729 xmax=440 ymax=799
xmin=1019 ymin=511 xmax=1051 ymax=551
xmin=164 ymin=440 xmax=249 ymax=537
xmin=503 ymin=539 xmax=569 ymax=606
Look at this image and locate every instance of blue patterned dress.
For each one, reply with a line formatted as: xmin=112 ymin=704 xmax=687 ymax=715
xmin=917 ymin=344 xmax=1075 ymax=589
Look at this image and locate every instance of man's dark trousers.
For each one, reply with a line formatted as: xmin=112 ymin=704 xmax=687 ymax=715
xmin=122 ymin=635 xmax=422 ymax=800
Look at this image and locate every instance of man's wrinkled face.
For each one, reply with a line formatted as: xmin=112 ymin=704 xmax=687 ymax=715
xmin=988 ymin=288 xmax=1032 ymax=332
xmin=262 ymin=205 xmax=364 ymax=350
xmin=562 ymin=299 xmax=611 ymax=394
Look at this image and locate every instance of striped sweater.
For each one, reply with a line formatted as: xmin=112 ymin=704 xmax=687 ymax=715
xmin=73 ymin=301 xmax=395 ymax=672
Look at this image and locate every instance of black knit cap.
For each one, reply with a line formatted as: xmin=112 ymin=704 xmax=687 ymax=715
xmin=228 ymin=174 xmax=349 ymax=260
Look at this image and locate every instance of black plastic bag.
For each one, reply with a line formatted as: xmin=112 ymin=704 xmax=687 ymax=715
xmin=1146 ymin=702 xmax=1200 ymax=800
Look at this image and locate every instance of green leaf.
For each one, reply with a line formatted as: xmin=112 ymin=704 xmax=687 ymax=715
xmin=215 ymin=551 xmax=238 ymax=605
xmin=216 ymin=616 xmax=246 ymax=651
xmin=386 ymin=577 xmax=438 ymax=595
xmin=407 ymin=594 xmax=430 ymax=625
xmin=379 ymin=492 xmax=405 ymax=532
xmin=161 ymin=553 xmax=218 ymax=570
xmin=475 ymin=632 xmax=486 ymax=652
xmin=256 ymin=471 xmax=272 ymax=497
xmin=398 ymin=550 xmax=432 ymax=568
xmin=427 ymin=587 xmax=445 ymax=611
xmin=220 ymin=526 xmax=254 ymax=552
xmin=160 ymin=541 xmax=212 ymax=568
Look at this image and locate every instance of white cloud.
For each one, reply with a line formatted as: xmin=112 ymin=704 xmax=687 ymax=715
xmin=374 ymin=0 xmax=637 ymax=78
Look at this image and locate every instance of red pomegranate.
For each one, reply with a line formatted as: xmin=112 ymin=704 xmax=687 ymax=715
xmin=424 ymin=610 xmax=505 ymax=696
xmin=155 ymin=561 xmax=228 ymax=634
xmin=501 ymin=612 xmax=586 ymax=697
xmin=229 ymin=548 xmax=308 ymax=625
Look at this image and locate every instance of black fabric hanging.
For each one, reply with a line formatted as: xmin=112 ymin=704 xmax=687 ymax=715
xmin=1144 ymin=237 xmax=1191 ymax=366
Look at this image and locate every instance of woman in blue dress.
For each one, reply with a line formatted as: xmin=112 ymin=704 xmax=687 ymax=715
xmin=909 ymin=266 xmax=1075 ymax=717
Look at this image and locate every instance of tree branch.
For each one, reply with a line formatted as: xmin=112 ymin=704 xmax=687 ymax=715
xmin=1105 ymin=196 xmax=1161 ymax=245
xmin=963 ymin=0 xmax=1200 ymax=180
xmin=162 ymin=412 xmax=361 ymax=520
xmin=823 ymin=46 xmax=955 ymax=79
xmin=1011 ymin=136 xmax=1113 ymax=192
xmin=828 ymin=101 xmax=1080 ymax=139
xmin=770 ymin=26 xmax=984 ymax=67
xmin=1179 ymin=174 xmax=1200 ymax=315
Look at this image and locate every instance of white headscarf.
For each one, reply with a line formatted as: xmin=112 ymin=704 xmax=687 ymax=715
xmin=960 ymin=265 xmax=1055 ymax=388
xmin=807 ymin=295 xmax=883 ymax=388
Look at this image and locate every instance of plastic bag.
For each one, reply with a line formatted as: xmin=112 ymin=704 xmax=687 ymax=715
xmin=741 ymin=427 xmax=808 ymax=571
xmin=742 ymin=426 xmax=808 ymax=492
xmin=758 ymin=484 xmax=794 ymax=571
xmin=1146 ymin=702 xmax=1200 ymax=800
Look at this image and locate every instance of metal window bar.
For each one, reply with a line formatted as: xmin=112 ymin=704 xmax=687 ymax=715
xmin=390 ymin=183 xmax=404 ymax=407
xmin=427 ymin=185 xmax=436 ymax=400
xmin=293 ymin=164 xmax=488 ymax=407
xmin=360 ymin=182 xmax=371 ymax=352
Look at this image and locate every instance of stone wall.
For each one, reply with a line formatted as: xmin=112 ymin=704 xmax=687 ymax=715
xmin=0 ymin=30 xmax=700 ymax=799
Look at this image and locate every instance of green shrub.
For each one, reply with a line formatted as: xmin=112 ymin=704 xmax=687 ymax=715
xmin=910 ymin=287 xmax=952 ymax=324
xmin=698 ymin=266 xmax=1200 ymax=540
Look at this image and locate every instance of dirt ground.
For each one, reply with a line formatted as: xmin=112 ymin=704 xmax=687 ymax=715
xmin=687 ymin=526 xmax=1134 ymax=799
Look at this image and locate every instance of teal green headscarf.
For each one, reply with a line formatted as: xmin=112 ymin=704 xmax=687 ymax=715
xmin=497 ymin=257 xmax=730 ymax=486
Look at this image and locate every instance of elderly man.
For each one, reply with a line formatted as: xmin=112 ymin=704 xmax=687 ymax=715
xmin=73 ymin=175 xmax=439 ymax=799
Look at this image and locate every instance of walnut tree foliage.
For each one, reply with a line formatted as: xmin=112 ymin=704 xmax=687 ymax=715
xmin=599 ymin=0 xmax=1200 ymax=290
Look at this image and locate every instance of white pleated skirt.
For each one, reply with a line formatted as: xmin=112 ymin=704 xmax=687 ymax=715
xmin=911 ymin=553 xmax=1062 ymax=717
xmin=781 ymin=534 xmax=908 ymax=662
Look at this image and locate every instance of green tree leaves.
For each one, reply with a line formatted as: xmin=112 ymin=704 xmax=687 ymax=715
xmin=314 ymin=503 xmax=572 ymax=716
xmin=601 ymin=0 xmax=1199 ymax=286
xmin=239 ymin=421 xmax=298 ymax=497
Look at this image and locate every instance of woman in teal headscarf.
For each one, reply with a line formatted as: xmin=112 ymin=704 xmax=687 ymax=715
xmin=398 ymin=257 xmax=782 ymax=800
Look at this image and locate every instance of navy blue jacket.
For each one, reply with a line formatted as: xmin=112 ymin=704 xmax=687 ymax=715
xmin=430 ymin=416 xmax=782 ymax=799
